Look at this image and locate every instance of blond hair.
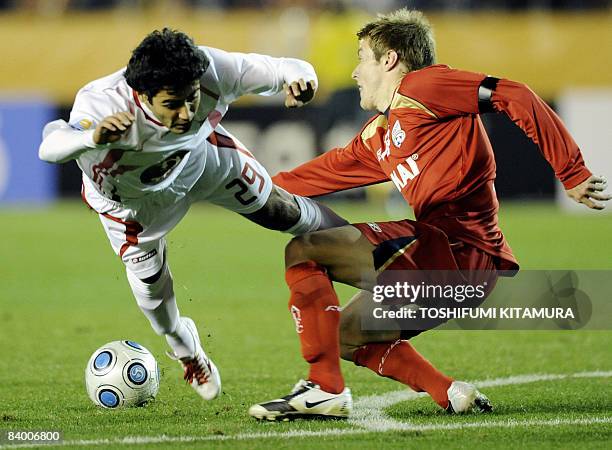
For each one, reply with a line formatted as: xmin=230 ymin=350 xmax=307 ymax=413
xmin=357 ymin=9 xmax=436 ymax=71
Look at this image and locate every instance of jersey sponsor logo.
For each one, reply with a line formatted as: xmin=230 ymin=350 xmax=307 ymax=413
xmin=390 ymin=154 xmax=420 ymax=191
xmin=377 ymin=130 xmax=392 ymax=161
xmin=290 ymin=305 xmax=304 ymax=334
xmin=367 ymin=222 xmax=383 ymax=233
xmin=69 ymin=118 xmax=95 ymax=131
xmin=140 ymin=150 xmax=189 ymax=185
xmin=391 ymin=120 xmax=406 ymax=147
xmin=131 ymin=249 xmax=158 ymax=264
xmin=376 ymin=147 xmax=389 ymax=162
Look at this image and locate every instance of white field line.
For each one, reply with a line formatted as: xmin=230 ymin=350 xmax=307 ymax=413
xmin=1 ymin=371 xmax=610 ymax=449
xmin=349 ymin=370 xmax=612 ymax=431
xmin=2 ymin=417 xmax=610 ymax=449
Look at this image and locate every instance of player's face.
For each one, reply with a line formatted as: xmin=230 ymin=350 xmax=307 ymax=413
xmin=148 ymin=81 xmax=201 ymax=133
xmin=352 ymin=39 xmax=385 ymax=111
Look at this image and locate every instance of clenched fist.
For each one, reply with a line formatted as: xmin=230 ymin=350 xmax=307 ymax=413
xmin=93 ymin=112 xmax=135 ymax=145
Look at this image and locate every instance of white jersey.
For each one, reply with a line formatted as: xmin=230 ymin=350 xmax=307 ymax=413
xmin=42 ymin=46 xmax=316 ymax=202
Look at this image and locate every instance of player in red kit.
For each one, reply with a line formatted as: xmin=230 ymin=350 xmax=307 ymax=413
xmin=248 ymin=9 xmax=610 ymax=421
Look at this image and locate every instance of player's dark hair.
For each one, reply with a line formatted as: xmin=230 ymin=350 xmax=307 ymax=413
xmin=357 ymin=9 xmax=436 ymax=72
xmin=125 ymin=28 xmax=209 ymax=100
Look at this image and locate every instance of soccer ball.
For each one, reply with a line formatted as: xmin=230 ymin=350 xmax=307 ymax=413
xmin=85 ymin=340 xmax=160 ymax=408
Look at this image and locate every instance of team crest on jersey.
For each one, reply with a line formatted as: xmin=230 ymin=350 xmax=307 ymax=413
xmin=69 ymin=118 xmax=95 ymax=131
xmin=392 ymin=121 xmax=406 ymax=147
xmin=140 ymin=150 xmax=189 ymax=185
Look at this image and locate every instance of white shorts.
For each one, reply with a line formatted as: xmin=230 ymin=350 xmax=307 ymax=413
xmin=82 ymin=126 xmax=273 ymax=278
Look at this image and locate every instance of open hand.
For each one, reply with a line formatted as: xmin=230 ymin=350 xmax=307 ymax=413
xmin=284 ymin=79 xmax=317 ymax=108
xmin=93 ymin=112 xmax=135 ymax=145
xmin=566 ymin=175 xmax=611 ymax=210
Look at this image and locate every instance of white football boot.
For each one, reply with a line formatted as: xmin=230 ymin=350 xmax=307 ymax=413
xmin=446 ymin=381 xmax=492 ymax=413
xmin=168 ymin=317 xmax=221 ymax=400
xmin=249 ymin=380 xmax=352 ymax=421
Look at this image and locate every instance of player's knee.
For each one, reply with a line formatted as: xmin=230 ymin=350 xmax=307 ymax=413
xmin=339 ymin=310 xmax=361 ymax=350
xmin=339 ymin=319 xmax=356 ymax=361
xmin=141 ymin=267 xmax=164 ymax=285
xmin=339 ymin=311 xmax=353 ymax=342
xmin=285 ymin=231 xmax=343 ymax=267
xmin=129 ymin=265 xmax=168 ymax=295
xmin=126 ymin=265 xmax=173 ymax=309
xmin=339 ymin=311 xmax=362 ymax=361
xmin=340 ymin=343 xmax=358 ymax=362
xmin=285 ymin=234 xmax=316 ymax=267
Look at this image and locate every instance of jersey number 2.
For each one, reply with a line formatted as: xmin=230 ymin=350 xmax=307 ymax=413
xmin=225 ymin=162 xmax=265 ymax=206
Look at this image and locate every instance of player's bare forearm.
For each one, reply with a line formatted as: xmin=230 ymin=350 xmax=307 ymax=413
xmin=566 ymin=175 xmax=611 ymax=210
xmin=242 ymin=185 xmax=347 ymax=232
xmin=242 ymin=186 xmax=301 ymax=231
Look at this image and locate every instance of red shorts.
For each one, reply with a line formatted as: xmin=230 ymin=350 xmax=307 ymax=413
xmin=354 ymin=219 xmax=499 ymax=339
xmin=353 ymin=219 xmax=496 ymax=272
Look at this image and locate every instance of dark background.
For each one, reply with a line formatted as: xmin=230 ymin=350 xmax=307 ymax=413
xmin=55 ymin=90 xmax=555 ymax=200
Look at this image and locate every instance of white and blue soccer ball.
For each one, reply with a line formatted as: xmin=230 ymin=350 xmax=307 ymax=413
xmin=85 ymin=340 xmax=160 ymax=409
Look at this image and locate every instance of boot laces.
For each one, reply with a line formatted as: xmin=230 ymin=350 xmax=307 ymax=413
xmin=182 ymin=353 xmax=211 ymax=385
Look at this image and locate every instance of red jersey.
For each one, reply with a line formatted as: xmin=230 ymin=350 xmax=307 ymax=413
xmin=273 ymin=65 xmax=591 ymax=270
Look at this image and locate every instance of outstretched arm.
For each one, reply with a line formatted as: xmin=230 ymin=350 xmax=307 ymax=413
xmin=205 ymin=46 xmax=318 ymax=108
xmin=403 ymin=66 xmax=610 ymax=209
xmin=39 ymin=112 xmax=134 ymax=164
xmin=39 ymin=120 xmax=97 ymax=163
xmin=40 ymin=84 xmax=136 ymax=164
xmin=273 ymin=132 xmax=388 ymax=197
xmin=490 ymin=79 xmax=610 ymax=209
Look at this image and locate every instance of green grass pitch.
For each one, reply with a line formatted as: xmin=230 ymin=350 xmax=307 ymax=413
xmin=0 ymin=200 xmax=611 ymax=449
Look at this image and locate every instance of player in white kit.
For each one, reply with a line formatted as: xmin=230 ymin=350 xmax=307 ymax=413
xmin=39 ymin=29 xmax=347 ymax=401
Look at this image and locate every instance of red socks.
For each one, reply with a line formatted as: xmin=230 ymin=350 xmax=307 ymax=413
xmin=286 ymin=261 xmax=344 ymax=394
xmin=353 ymin=340 xmax=453 ymax=409
xmin=285 ymin=261 xmax=450 ymax=406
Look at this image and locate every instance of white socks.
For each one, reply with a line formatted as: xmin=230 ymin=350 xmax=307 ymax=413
xmin=165 ymin=319 xmax=195 ymax=360
xmin=126 ymin=264 xmax=196 ymax=359
xmin=285 ymin=195 xmax=322 ymax=235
